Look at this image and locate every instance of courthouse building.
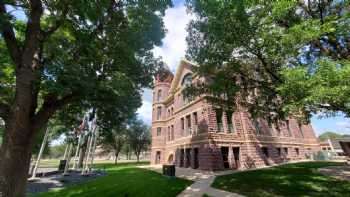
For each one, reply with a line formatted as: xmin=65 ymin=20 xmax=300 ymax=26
xmin=150 ymin=59 xmax=320 ymax=170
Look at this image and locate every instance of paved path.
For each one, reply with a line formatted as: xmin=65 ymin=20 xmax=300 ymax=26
xmin=177 ymin=173 xmax=243 ymax=197
xmin=26 ymin=170 xmax=107 ymax=195
xmin=319 ymin=165 xmax=350 ymax=181
xmin=139 ymin=165 xmax=244 ymax=197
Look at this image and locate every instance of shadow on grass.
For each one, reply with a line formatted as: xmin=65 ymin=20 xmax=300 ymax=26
xmin=29 ymin=161 xmax=192 ymax=197
xmin=212 ymin=161 xmax=349 ymax=197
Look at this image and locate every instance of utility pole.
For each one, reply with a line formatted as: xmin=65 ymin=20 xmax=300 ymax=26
xmin=30 ymin=127 xmax=50 ymax=179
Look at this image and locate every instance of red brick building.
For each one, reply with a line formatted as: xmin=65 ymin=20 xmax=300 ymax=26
xmin=151 ymin=59 xmax=320 ymax=170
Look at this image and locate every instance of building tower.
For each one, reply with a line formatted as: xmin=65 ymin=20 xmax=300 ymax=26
xmin=151 ymin=66 xmax=174 ymax=165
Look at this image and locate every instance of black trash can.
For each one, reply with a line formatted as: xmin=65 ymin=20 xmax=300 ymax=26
xmin=58 ymin=160 xmax=67 ymax=171
xmin=162 ymin=164 xmax=175 ymax=177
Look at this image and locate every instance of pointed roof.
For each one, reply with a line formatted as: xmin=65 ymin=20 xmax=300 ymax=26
xmin=155 ymin=62 xmax=174 ymax=83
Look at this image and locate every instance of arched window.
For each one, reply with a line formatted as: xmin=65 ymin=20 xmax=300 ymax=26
xmin=181 ymin=73 xmax=192 ymax=86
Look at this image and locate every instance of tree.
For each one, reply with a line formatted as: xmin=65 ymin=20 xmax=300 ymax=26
xmin=318 ymin=131 xmax=343 ymax=141
xmin=49 ymin=143 xmax=67 ymax=159
xmin=0 ymin=1 xmax=172 ymax=196
xmin=126 ymin=118 xmax=151 ymax=162
xmin=122 ymin=143 xmax=132 ymax=160
xmin=185 ymin=0 xmax=350 ymax=124
xmin=99 ymin=124 xmax=127 ymax=164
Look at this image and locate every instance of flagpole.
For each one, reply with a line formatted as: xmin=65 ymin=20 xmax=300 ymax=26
xmin=30 ymin=127 xmax=50 ymax=179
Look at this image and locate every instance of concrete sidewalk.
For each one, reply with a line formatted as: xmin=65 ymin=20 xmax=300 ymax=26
xmin=177 ymin=173 xmax=243 ymax=197
xmin=139 ymin=165 xmax=244 ymax=197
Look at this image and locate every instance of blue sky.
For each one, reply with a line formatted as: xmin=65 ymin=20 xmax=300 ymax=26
xmin=136 ymin=0 xmax=350 ymax=137
xmin=8 ymin=1 xmax=350 ymax=137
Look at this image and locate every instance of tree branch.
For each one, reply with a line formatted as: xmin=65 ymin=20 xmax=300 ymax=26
xmin=31 ymin=92 xmax=77 ymax=135
xmin=0 ymin=2 xmax=22 ymax=66
xmin=22 ymin=0 xmax=43 ymax=68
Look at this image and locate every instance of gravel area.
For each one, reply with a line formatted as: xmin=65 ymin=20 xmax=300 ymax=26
xmin=26 ymin=170 xmax=107 ymax=195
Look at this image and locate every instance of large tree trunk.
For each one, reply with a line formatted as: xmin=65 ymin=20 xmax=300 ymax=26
xmin=0 ymin=64 xmax=41 ymax=196
xmin=0 ymin=120 xmax=36 ymax=197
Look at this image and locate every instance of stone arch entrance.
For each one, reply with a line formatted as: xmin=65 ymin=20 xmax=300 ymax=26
xmin=168 ymin=154 xmax=174 ymax=164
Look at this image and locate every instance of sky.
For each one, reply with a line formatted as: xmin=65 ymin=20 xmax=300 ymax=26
xmin=136 ymin=0 xmax=350 ymax=137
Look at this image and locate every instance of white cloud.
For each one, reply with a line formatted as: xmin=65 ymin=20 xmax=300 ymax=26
xmin=137 ymin=99 xmax=153 ymax=125
xmin=335 ymin=121 xmax=350 ymax=133
xmin=152 ymin=4 xmax=194 ymax=72
xmin=138 ymin=3 xmax=193 ymax=124
xmin=336 ymin=121 xmax=350 ymax=127
xmin=50 ymin=134 xmax=66 ymax=146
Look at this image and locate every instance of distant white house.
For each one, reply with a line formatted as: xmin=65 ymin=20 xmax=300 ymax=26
xmin=320 ymin=137 xmax=350 ymax=156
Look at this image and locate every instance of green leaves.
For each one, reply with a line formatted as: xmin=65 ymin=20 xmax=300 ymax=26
xmin=0 ymin=0 xmax=172 ymax=134
xmin=186 ymin=0 xmax=350 ymax=122
xmin=279 ymin=59 xmax=350 ymax=118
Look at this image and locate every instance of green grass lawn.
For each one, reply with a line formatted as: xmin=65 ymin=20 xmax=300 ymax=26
xmin=30 ymin=162 xmax=192 ymax=197
xmin=212 ymin=161 xmax=350 ymax=197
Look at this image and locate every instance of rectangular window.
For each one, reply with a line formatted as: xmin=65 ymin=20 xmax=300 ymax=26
xmin=276 ymin=148 xmax=281 ymax=156
xmin=295 ymin=148 xmax=299 ymax=155
xmin=216 ymin=108 xmax=223 ymax=132
xmin=157 ymin=106 xmax=161 ymax=120
xmin=261 ymin=147 xmax=269 ymax=158
xmin=157 ymin=127 xmax=161 ymax=136
xmin=226 ymin=110 xmax=234 ymax=133
xmin=186 ymin=115 xmax=192 ymax=135
xmin=181 ymin=118 xmax=184 ymax=136
xmin=171 ymin=125 xmax=174 ymax=140
xmin=193 ymin=112 xmax=198 ymax=134
xmin=193 ymin=112 xmax=198 ymax=125
xmin=284 ymin=147 xmax=288 ymax=155
xmin=157 ymin=89 xmax=162 ymax=101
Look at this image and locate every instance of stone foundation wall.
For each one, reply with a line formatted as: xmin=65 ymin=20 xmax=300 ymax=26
xmin=156 ymin=140 xmax=319 ymax=170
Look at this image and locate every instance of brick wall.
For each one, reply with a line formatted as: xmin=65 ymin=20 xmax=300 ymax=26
xmin=150 ymin=63 xmax=320 ymax=170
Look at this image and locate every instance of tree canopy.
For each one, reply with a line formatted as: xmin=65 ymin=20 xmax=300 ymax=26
xmin=318 ymin=131 xmax=344 ymax=141
xmin=0 ymin=1 xmax=172 ymax=196
xmin=126 ymin=117 xmax=151 ymax=162
xmin=185 ymin=0 xmax=350 ymax=124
